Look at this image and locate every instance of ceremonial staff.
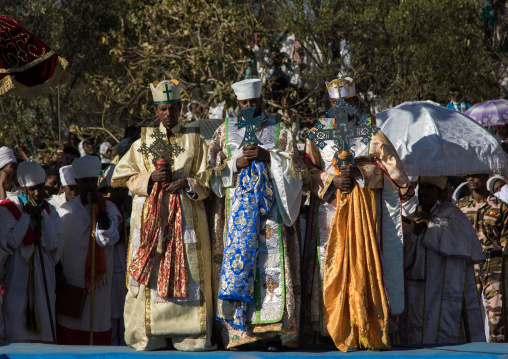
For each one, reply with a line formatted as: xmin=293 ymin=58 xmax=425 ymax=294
xmin=26 ymin=193 xmax=57 ymax=344
xmin=88 ymin=193 xmax=96 ymax=345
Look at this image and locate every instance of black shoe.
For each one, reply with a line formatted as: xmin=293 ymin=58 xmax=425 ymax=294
xmin=265 ymin=341 xmax=283 ymax=352
xmin=229 ymin=343 xmax=250 ymax=351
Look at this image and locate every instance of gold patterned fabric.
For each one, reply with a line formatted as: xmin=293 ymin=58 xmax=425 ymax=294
xmin=111 ymin=123 xmax=214 ymax=351
xmin=322 ymin=161 xmax=390 ymax=352
xmin=302 ymin=120 xmax=413 ymax=349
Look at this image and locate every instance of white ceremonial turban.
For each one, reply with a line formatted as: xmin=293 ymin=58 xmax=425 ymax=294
xmin=231 ymin=79 xmax=262 ymax=100
xmin=325 ymin=76 xmax=356 ymax=99
xmin=0 ymin=146 xmax=17 ymax=169
xmin=72 ymin=155 xmax=102 ymax=179
xmin=17 ymin=162 xmax=46 ymax=187
xmin=59 ymin=165 xmax=77 ymax=186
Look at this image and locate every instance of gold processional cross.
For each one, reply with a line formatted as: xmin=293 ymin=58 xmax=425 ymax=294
xmin=137 ymin=127 xmax=184 ymax=167
xmin=306 ymin=98 xmax=379 ymax=165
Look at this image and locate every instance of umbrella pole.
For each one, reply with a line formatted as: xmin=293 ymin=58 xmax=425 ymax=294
xmin=89 ymin=200 xmax=96 ymax=345
xmin=57 ymin=85 xmax=61 ymax=149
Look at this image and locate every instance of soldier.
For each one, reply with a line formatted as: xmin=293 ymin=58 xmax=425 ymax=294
xmin=456 ymin=173 xmax=508 ymax=342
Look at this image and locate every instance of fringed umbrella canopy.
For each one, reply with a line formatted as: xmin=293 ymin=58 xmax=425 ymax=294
xmin=0 ymin=15 xmax=68 ymax=97
xmin=375 ymin=101 xmax=508 ymax=176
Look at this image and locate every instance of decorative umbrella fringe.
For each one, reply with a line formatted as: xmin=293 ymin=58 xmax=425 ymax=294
xmin=0 ymin=57 xmax=68 ymax=97
xmin=402 ymin=155 xmax=508 ymax=176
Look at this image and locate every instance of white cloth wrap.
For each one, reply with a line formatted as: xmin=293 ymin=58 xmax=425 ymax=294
xmin=60 ymin=165 xmax=77 ymax=186
xmin=72 ymin=155 xmax=102 ymax=179
xmin=17 ymin=162 xmax=45 ymax=187
xmin=0 ymin=146 xmax=16 ymax=169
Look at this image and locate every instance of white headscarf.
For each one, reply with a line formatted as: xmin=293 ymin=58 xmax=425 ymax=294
xmin=99 ymin=142 xmax=113 ymax=164
xmin=487 ymin=175 xmax=506 ymax=194
xmin=0 ymin=146 xmax=16 ymax=169
xmin=78 ymin=140 xmax=92 ymax=157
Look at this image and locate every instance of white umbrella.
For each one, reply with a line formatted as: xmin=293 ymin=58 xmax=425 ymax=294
xmin=375 ymin=101 xmax=508 ymax=177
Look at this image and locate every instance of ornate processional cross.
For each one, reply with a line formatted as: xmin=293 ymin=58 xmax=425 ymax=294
xmin=306 ymin=98 xmax=378 ymax=165
xmin=237 ymin=106 xmax=263 ymax=146
xmin=137 ymin=127 xmax=184 ymax=167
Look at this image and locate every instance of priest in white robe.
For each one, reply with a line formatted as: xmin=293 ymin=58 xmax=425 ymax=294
xmin=57 ymin=155 xmax=121 ymax=345
xmin=207 ymin=79 xmax=308 ymax=350
xmin=0 ymin=161 xmax=64 ymax=343
xmin=111 ymin=79 xmax=214 ymax=351
xmin=48 ymin=165 xmax=79 ymax=210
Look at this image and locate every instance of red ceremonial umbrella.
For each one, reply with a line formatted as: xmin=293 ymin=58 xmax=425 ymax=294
xmin=0 ymin=15 xmax=68 ymax=96
xmin=0 ymin=15 xmax=68 ymax=343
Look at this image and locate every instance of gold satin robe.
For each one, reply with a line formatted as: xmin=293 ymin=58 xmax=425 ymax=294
xmin=111 ymin=123 xmax=214 ymax=351
xmin=303 ymin=118 xmax=413 ymax=352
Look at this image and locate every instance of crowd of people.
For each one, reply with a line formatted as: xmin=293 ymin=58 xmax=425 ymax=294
xmin=0 ymin=75 xmax=508 ymax=353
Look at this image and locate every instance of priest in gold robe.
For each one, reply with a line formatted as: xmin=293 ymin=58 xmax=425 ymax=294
xmin=207 ymin=79 xmax=308 ymax=350
xmin=303 ymin=77 xmax=414 ymax=352
xmin=111 ymin=80 xmax=214 ymax=351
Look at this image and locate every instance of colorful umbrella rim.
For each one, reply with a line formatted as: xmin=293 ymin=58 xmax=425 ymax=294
xmin=464 ymin=99 xmax=508 ymax=127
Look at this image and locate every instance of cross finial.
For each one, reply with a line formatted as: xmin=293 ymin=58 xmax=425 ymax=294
xmin=137 ymin=127 xmax=184 ymax=167
xmin=237 ymin=106 xmax=263 ymax=146
xmin=163 ymin=84 xmax=172 ymax=102
xmin=307 ymin=98 xmax=378 ymax=165
xmin=326 ymin=98 xmax=357 ymax=122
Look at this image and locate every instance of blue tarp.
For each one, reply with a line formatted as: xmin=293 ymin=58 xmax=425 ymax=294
xmin=0 ymin=343 xmax=507 ymax=359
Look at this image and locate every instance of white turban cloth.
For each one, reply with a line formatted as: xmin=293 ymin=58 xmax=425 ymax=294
xmin=100 ymin=142 xmax=112 ymax=155
xmin=72 ymin=155 xmax=102 ymax=179
xmin=231 ymin=79 xmax=262 ymax=100
xmin=0 ymin=146 xmax=17 ymax=169
xmin=17 ymin=162 xmax=46 ymax=187
xmin=60 ymin=165 xmax=77 ymax=186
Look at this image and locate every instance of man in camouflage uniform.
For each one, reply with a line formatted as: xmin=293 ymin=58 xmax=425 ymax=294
xmin=456 ymin=173 xmax=508 ymax=342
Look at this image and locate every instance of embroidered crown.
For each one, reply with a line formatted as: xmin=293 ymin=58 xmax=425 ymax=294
xmin=150 ymin=79 xmax=182 ymax=104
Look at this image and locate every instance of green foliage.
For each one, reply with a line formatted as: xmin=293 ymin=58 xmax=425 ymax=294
xmin=93 ymin=0 xmax=264 ymax=126
xmin=277 ymin=0 xmax=501 ymax=108
xmin=0 ymin=0 xmax=503 ymax=162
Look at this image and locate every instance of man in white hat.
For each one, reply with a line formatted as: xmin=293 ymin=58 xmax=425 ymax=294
xmin=98 ymin=164 xmax=128 ymax=346
xmin=398 ymin=176 xmax=485 ymax=344
xmin=0 ymin=146 xmax=20 ymax=201
xmin=47 ymin=165 xmax=79 ymax=210
xmin=207 ymin=78 xmax=308 ymax=350
xmin=111 ymin=79 xmax=214 ymax=351
xmin=56 ymin=155 xmax=121 ymax=345
xmin=303 ymin=76 xmax=414 ymax=351
xmin=0 ymin=161 xmax=64 ymax=343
